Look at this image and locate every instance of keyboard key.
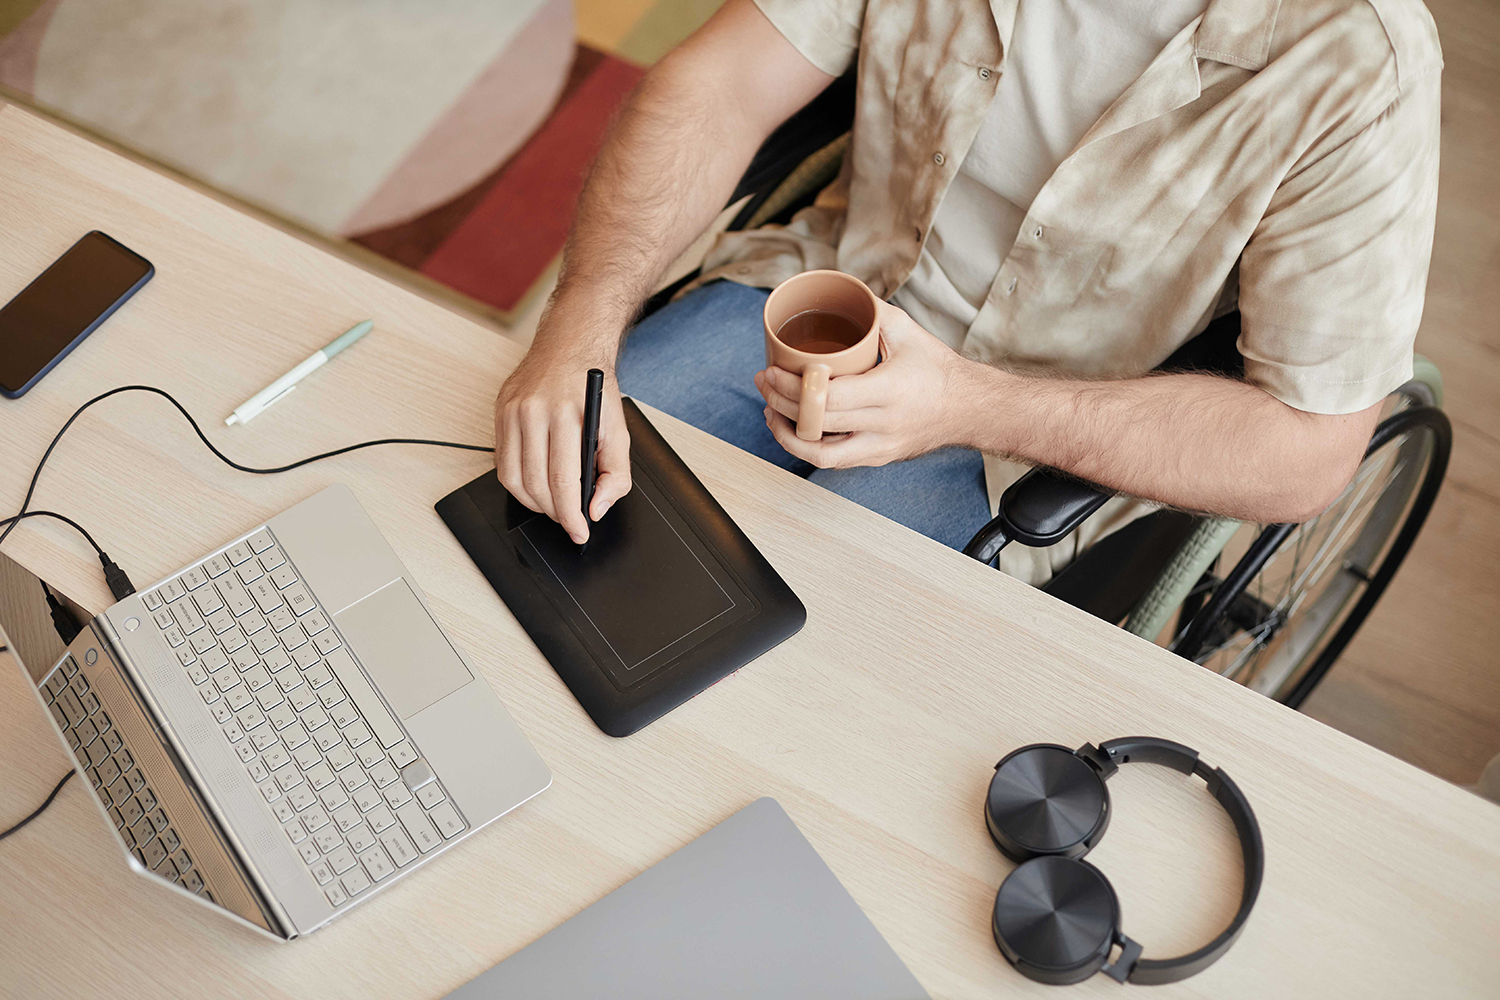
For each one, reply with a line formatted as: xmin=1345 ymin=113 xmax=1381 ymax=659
xmin=304 ymin=663 xmax=333 ymax=690
xmin=427 ymin=802 xmax=465 ymax=839
xmin=278 ymin=671 xmax=307 ymax=698
xmin=127 ymin=769 xmax=147 ymax=793
xmin=302 ymin=805 xmax=331 ymax=833
xmin=221 ymin=628 xmax=248 ymax=654
xmin=264 ymin=646 xmax=294 ymax=674
xmin=267 ymin=606 xmax=297 ymax=632
xmin=291 ymin=643 xmax=319 ymax=670
xmin=255 ymin=685 xmax=285 ymax=711
xmin=76 ymin=717 xmax=98 ymax=746
xmin=211 ymin=702 xmax=234 ymax=725
xmin=325 ymin=845 xmax=358 ymax=875
xmin=247 ymin=530 xmax=274 ymax=553
xmin=108 ymin=806 xmax=124 ymax=830
xmin=137 ymin=788 xmax=156 ymax=811
xmin=332 ymin=804 xmax=361 ymax=833
xmin=236 ymin=561 xmax=264 ymax=585
xmin=235 ymin=741 xmax=257 ymax=763
xmin=122 ymin=798 xmax=146 ymax=827
xmin=175 ymin=647 xmax=197 ymax=667
xmin=276 ymin=767 xmax=305 ymax=792
xmin=97 ymin=758 xmax=121 ymax=788
xmin=237 ymin=704 xmax=267 ymax=731
xmin=193 ymin=583 xmax=226 ymax=615
xmin=359 ymin=844 xmax=393 ymax=882
xmin=87 ymin=741 xmax=111 ymax=767
xmin=267 ymin=703 xmax=298 ymax=730
xmin=285 ymin=784 xmax=316 ymax=812
xmin=300 ymin=609 xmax=329 ymax=636
xmin=310 ymin=860 xmax=334 ymax=885
xmin=345 ymin=723 xmax=375 ymax=752
xmin=262 ymin=782 xmax=282 ymax=803
xmin=319 ymin=784 xmax=351 ymax=812
xmin=368 ymin=760 xmax=399 ymax=787
xmin=163 ymin=627 xmax=186 ymax=648
xmin=81 ymin=692 xmax=101 ymax=716
xmin=171 ymin=600 xmax=206 ymax=635
xmin=113 ymin=749 xmax=134 ymax=773
xmin=389 ymin=742 xmax=418 ymax=769
xmin=200 ymin=684 xmax=221 ymax=706
xmin=181 ymin=566 xmax=208 ymax=591
xmin=148 ymin=808 xmax=170 ymax=833
xmin=159 ymin=579 xmax=186 ymax=603
xmin=204 ymin=554 xmax=232 ymax=578
xmin=395 ymin=802 xmax=441 ymax=854
xmin=223 ymin=722 xmax=245 ymax=744
xmin=380 ymin=828 xmax=418 ymax=867
xmin=269 ymin=565 xmax=298 ymax=590
xmin=400 ymin=759 xmax=435 ymax=791
xmin=189 ymin=630 xmax=217 ymax=655
xmin=258 ymin=546 xmax=286 ymax=571
xmin=382 ymin=782 xmax=413 ymax=810
xmin=340 ymin=867 xmax=371 ymax=897
xmin=225 ymin=687 xmax=254 ymax=712
xmin=353 ymin=785 xmax=384 ymax=813
xmin=339 ymin=767 xmax=368 ymax=793
xmin=161 ymin=827 xmax=181 ymax=853
xmin=299 ymin=703 xmax=328 ymax=729
xmin=282 ymin=723 xmax=311 ymax=752
xmin=416 ymin=783 xmax=446 ymax=809
xmin=49 ymin=703 xmax=68 ymax=731
xmin=313 ymin=726 xmax=342 ymax=753
xmin=250 ymin=729 xmax=279 ymax=752
xmin=273 ymin=799 xmax=296 ymax=823
xmin=206 ymin=607 xmax=236 ymax=635
xmin=243 ymin=665 xmax=272 ymax=692
xmin=182 ymin=869 xmax=205 ymax=893
xmin=283 ymin=582 xmax=315 ymax=616
xmin=292 ymin=742 xmax=321 ymax=770
xmin=202 ymin=647 xmax=230 ymax=673
xmin=110 ymin=781 xmax=135 ymax=808
xmin=325 ymin=649 xmax=405 ymax=750
xmin=287 ymin=820 xmax=310 ymax=846
xmin=226 ymin=541 xmax=255 ymax=565
xmin=143 ymin=591 xmax=163 ymax=611
xmin=142 ymin=838 xmax=169 ymax=870
xmin=214 ymin=671 xmax=242 ymax=694
xmin=317 ymin=683 xmax=346 ymax=711
xmin=305 ymin=763 xmax=336 ymax=790
xmin=250 ymin=629 xmax=278 ymax=655
xmin=230 ymin=646 xmax=259 ymax=674
xmin=313 ymin=827 xmax=343 ymax=854
xmin=326 ymin=744 xmax=356 ymax=771
xmin=153 ymin=608 xmax=175 ymax=631
xmin=312 ymin=631 xmax=341 ymax=656
xmin=367 ymin=804 xmax=397 ymax=833
xmin=248 ymin=578 xmax=282 ymax=612
xmin=217 ymin=577 xmax=256 ymax=617
xmin=96 ymin=711 xmax=112 ymax=734
xmin=346 ymin=823 xmax=377 ymax=854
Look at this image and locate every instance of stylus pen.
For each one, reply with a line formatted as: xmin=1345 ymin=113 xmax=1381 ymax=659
xmin=579 ymin=368 xmax=605 ymax=552
xmin=224 ymin=320 xmax=373 ymax=426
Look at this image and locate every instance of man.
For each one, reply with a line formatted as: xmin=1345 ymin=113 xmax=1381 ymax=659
xmin=494 ymin=0 xmax=1441 ymax=584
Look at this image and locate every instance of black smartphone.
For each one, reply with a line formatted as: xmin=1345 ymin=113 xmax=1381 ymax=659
xmin=0 ymin=231 xmax=154 ymax=399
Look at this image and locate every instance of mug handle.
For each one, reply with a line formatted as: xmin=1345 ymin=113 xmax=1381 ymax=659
xmin=796 ymin=364 xmax=832 ymax=441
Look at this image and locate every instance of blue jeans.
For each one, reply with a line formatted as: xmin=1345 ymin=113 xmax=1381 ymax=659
xmin=618 ymin=281 xmax=989 ymax=551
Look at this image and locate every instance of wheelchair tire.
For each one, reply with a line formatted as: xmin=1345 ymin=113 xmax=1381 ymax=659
xmin=1170 ymin=374 xmax=1451 ymax=706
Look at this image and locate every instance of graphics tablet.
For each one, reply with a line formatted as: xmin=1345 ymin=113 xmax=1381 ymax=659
xmin=436 ymin=398 xmax=805 ymax=736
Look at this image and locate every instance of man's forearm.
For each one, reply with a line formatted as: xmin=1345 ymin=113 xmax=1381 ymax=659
xmin=953 ymin=364 xmax=1378 ymax=523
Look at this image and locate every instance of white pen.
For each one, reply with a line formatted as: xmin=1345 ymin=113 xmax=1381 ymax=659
xmin=224 ymin=320 xmax=373 ymax=426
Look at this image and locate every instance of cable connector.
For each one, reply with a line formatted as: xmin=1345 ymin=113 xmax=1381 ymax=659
xmin=41 ymin=581 xmax=82 ymax=644
xmin=100 ymin=553 xmax=135 ymax=601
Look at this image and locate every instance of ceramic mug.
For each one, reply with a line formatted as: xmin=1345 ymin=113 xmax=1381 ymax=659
xmin=763 ymin=270 xmax=881 ymax=440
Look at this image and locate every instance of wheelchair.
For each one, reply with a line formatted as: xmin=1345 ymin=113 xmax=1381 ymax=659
xmin=640 ymin=74 xmax=1452 ymax=708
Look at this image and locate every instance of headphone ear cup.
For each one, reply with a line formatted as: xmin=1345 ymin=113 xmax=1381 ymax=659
xmin=985 ymin=745 xmax=1111 ymax=861
xmin=992 ymin=856 xmax=1121 ymax=985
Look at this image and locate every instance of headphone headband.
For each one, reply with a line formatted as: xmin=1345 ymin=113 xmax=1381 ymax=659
xmin=1088 ymin=737 xmax=1264 ymax=985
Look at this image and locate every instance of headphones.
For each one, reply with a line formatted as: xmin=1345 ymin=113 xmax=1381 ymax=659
xmin=983 ymin=737 xmax=1263 ymax=986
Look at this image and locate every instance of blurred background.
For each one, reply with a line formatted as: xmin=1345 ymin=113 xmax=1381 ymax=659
xmin=1 ymin=0 xmax=1495 ymax=789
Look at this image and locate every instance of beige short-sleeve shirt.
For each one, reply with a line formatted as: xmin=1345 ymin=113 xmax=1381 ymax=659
xmin=697 ymin=0 xmax=1441 ymax=582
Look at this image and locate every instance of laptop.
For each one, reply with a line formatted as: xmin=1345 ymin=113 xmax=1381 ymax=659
xmin=24 ymin=484 xmax=551 ymax=939
xmin=443 ymin=797 xmax=930 ymax=1000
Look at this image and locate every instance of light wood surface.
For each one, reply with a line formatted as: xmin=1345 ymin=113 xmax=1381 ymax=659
xmin=0 ymin=103 xmax=1497 ymax=999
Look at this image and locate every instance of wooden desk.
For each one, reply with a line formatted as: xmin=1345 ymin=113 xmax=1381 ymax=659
xmin=1 ymin=104 xmax=1496 ymax=999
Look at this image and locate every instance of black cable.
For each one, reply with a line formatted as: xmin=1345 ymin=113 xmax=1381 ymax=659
xmin=0 ymin=770 xmax=75 ymax=842
xmin=2 ymin=384 xmax=490 ymax=599
xmin=0 ymin=510 xmax=106 ymax=558
xmin=41 ymin=579 xmax=83 ymax=644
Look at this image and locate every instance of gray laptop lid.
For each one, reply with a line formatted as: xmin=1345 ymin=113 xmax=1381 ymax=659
xmin=444 ymin=797 xmax=929 ymax=1000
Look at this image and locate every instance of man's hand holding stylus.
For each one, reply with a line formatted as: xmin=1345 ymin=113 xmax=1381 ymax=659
xmin=494 ymin=342 xmax=631 ymax=547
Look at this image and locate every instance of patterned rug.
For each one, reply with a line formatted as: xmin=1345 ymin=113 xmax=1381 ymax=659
xmin=0 ymin=0 xmax=724 ymax=320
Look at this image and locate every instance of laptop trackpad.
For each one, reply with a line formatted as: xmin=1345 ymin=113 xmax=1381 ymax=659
xmin=334 ymin=580 xmax=473 ymax=718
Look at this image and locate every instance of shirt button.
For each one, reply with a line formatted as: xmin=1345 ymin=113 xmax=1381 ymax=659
xmin=1033 ymin=226 xmax=1043 ymax=239
xmin=933 ymin=152 xmax=945 ymax=165
xmin=1005 ymin=276 xmax=1018 ymax=295
xmin=979 ymin=67 xmax=992 ymax=80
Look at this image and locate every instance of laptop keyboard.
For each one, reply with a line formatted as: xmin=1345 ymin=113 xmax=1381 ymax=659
xmin=141 ymin=528 xmax=466 ymax=909
xmin=40 ymin=656 xmax=210 ymax=900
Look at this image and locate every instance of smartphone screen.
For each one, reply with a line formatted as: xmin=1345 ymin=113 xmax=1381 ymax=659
xmin=0 ymin=231 xmax=154 ymax=397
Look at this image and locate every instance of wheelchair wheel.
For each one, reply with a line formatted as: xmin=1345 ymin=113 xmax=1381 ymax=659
xmin=1170 ymin=375 xmax=1451 ymax=706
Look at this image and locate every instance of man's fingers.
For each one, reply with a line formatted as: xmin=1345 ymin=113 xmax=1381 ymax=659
xmin=764 ymin=407 xmax=883 ymax=468
xmin=760 ymin=378 xmax=887 ymax=433
xmin=760 ymin=366 xmax=885 ymax=411
xmin=495 ymin=405 xmax=541 ymax=512
xmin=589 ymin=415 xmax=632 ymax=520
xmin=519 ymin=410 xmax=555 ymax=520
xmin=548 ymin=416 xmax=588 ymax=543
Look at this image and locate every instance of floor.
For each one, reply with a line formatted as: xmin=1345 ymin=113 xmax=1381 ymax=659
xmin=500 ymin=0 xmax=1500 ymax=788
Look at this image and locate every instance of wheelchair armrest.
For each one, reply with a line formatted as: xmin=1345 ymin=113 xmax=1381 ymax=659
xmin=963 ymin=467 xmax=1112 ymax=563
